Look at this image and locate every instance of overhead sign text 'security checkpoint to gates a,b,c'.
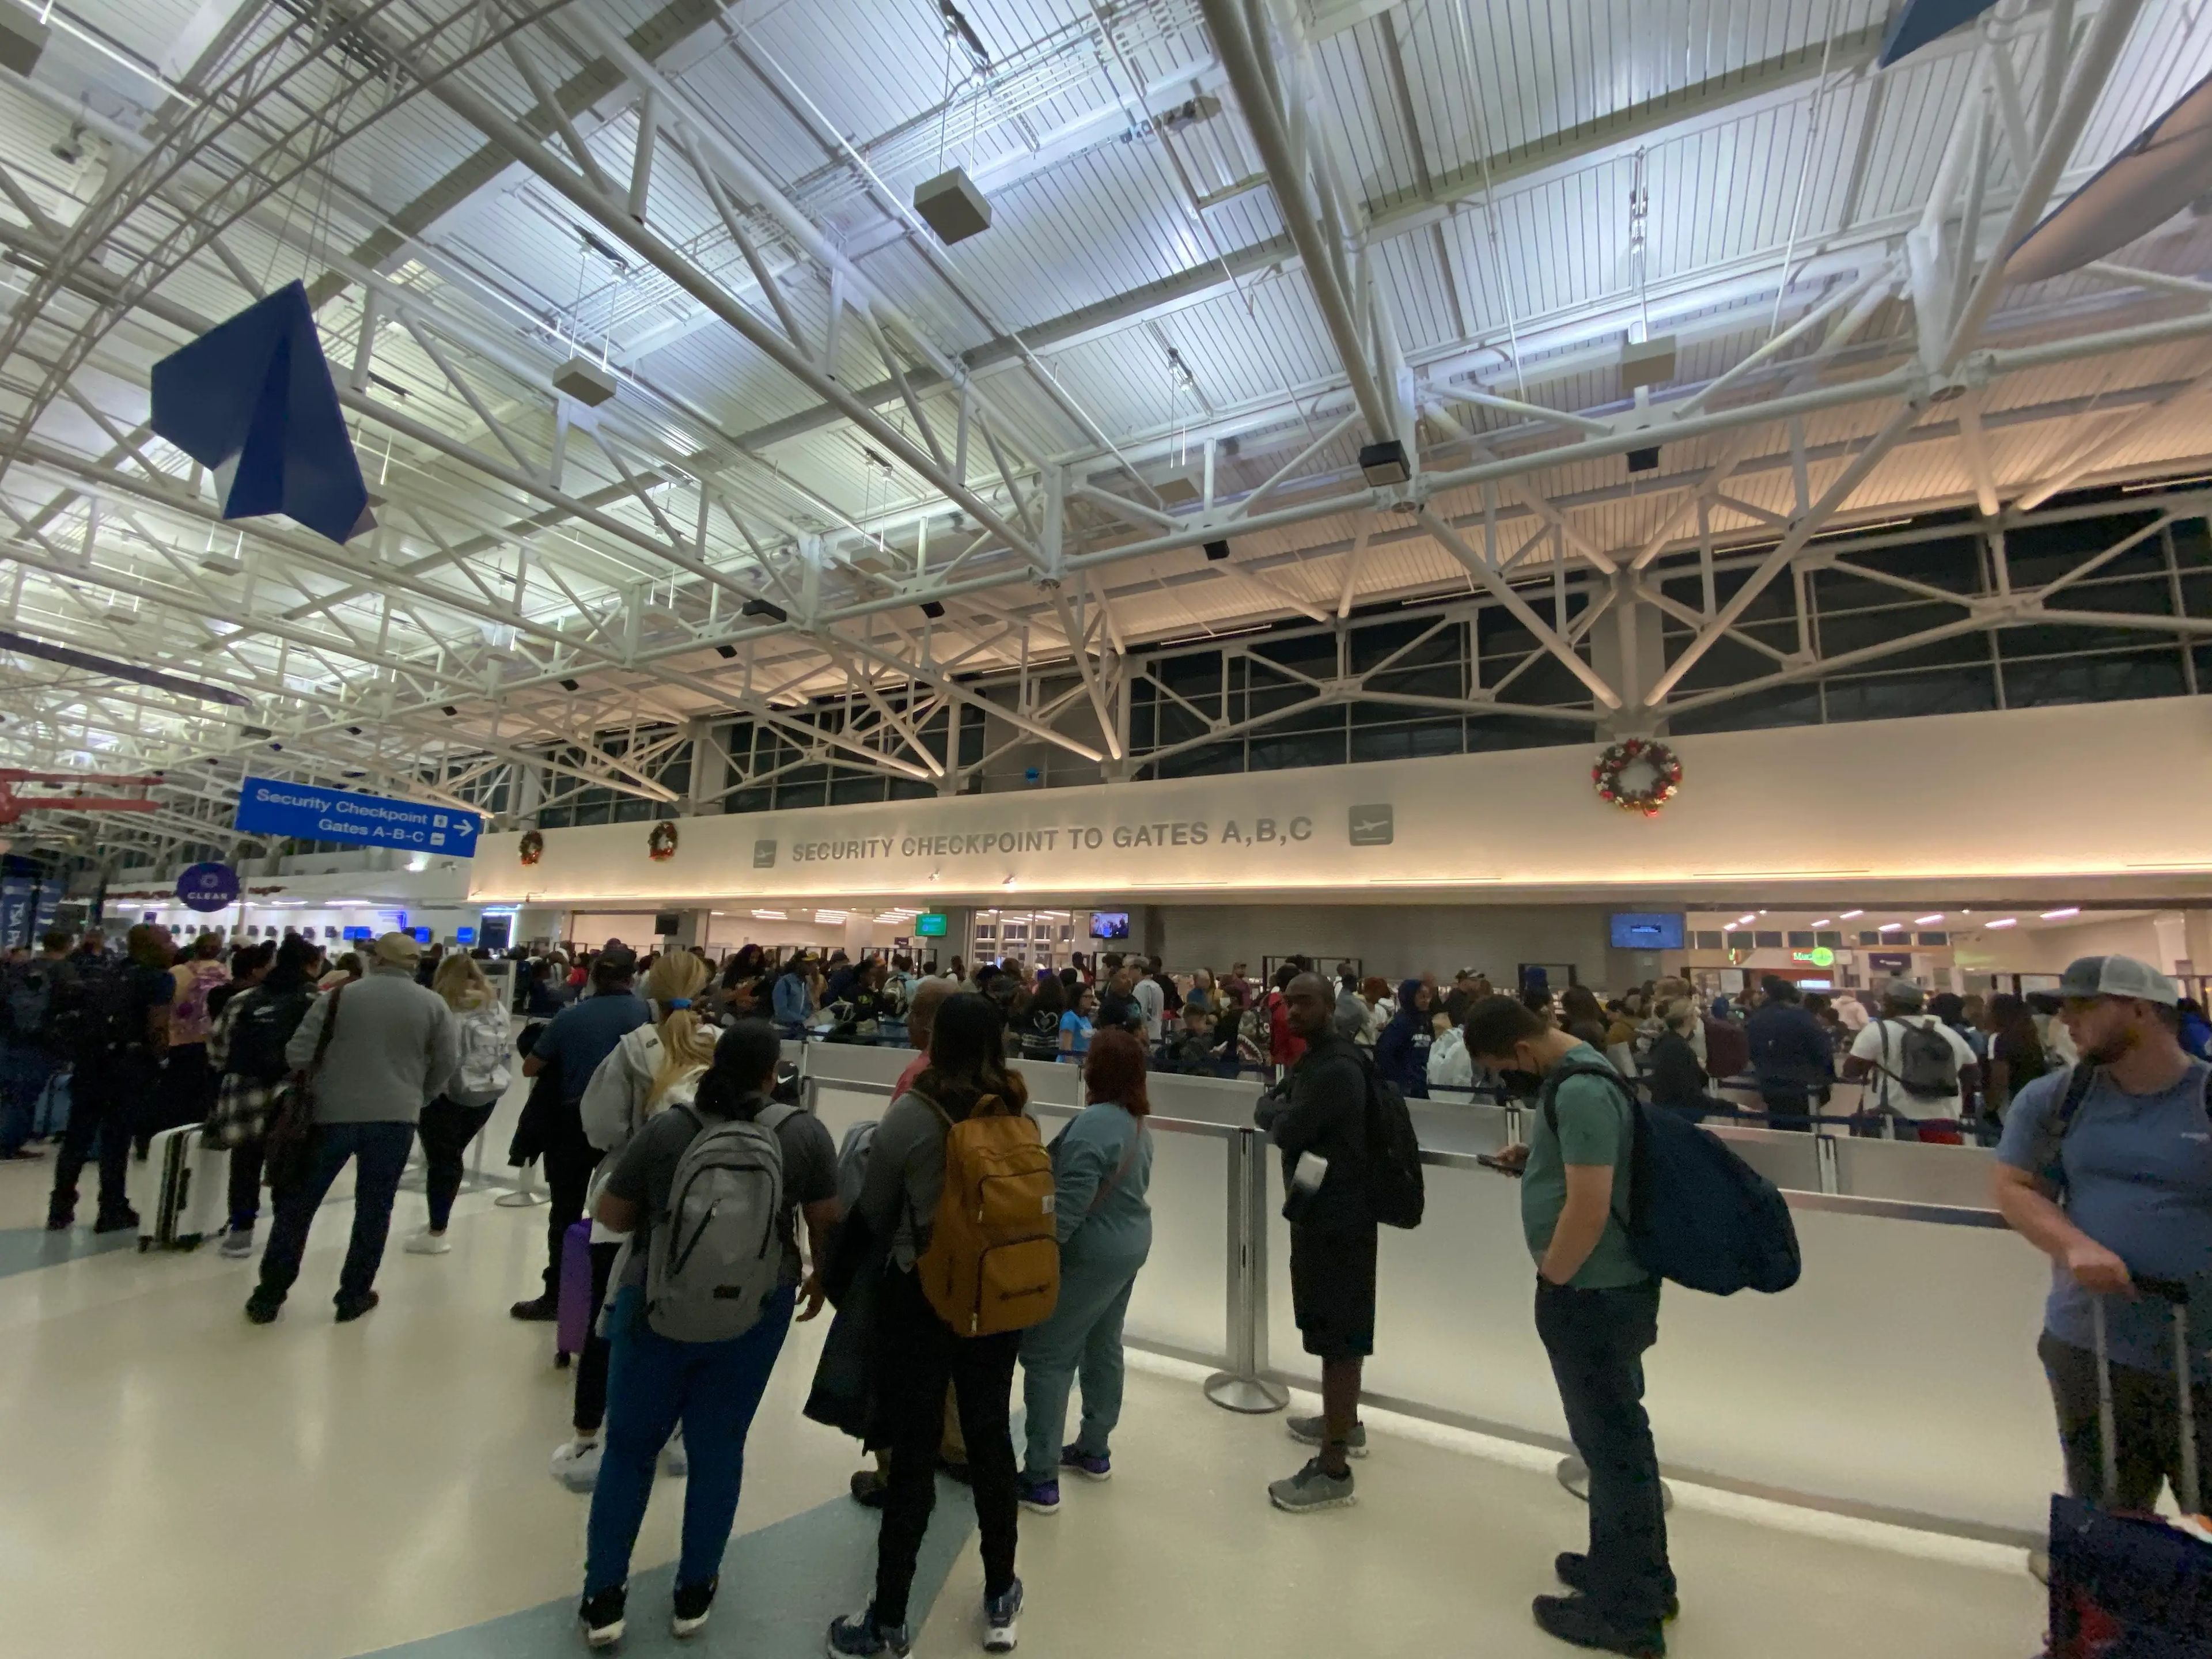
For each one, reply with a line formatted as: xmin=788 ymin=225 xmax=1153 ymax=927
xmin=233 ymin=777 xmax=482 ymax=857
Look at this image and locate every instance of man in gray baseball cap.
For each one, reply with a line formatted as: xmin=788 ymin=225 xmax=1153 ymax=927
xmin=1992 ymin=953 xmax=2210 ymax=1513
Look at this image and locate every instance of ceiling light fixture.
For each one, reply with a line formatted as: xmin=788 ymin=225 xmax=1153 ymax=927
xmin=741 ymin=598 xmax=787 ymax=623
xmin=1987 ymin=918 xmax=2017 ymax=929
xmin=1810 ymin=918 xmax=1831 ymax=927
xmin=1840 ymin=910 xmax=1864 ymax=919
xmin=714 ymin=644 xmax=737 ymax=659
xmin=919 ymin=600 xmax=946 ymax=619
xmin=1914 ymin=914 xmax=1944 ymax=925
xmin=2041 ymin=907 xmax=2081 ymax=919
xmin=558 ymin=679 xmax=580 ymax=692
xmin=1878 ymin=921 xmax=1904 ymax=930
xmin=1202 ymin=539 xmax=1230 ymax=562
xmin=752 ymin=908 xmax=786 ymax=920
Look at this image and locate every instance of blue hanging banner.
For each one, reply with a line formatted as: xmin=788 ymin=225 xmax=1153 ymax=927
xmin=176 ymin=862 xmax=241 ymax=913
xmin=0 ymin=876 xmax=31 ymax=949
xmin=149 ymin=279 xmax=374 ymax=545
xmin=234 ymin=777 xmax=481 ymax=857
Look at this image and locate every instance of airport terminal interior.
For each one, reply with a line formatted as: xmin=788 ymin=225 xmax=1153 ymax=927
xmin=4 ymin=0 xmax=2212 ymax=1655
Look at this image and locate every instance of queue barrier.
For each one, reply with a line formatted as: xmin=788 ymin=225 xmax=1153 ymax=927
xmin=790 ymin=1039 xmax=2058 ymax=1543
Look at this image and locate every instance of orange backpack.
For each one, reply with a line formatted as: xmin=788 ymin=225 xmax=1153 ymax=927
xmin=915 ymin=1091 xmax=1060 ymax=1336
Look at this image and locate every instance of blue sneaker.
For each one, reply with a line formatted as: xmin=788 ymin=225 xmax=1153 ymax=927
xmin=827 ymin=1611 xmax=911 ymax=1657
xmin=1060 ymin=1444 xmax=1111 ymax=1482
xmin=983 ymin=1578 xmax=1023 ymax=1653
xmin=1016 ymin=1474 xmax=1060 ymax=1514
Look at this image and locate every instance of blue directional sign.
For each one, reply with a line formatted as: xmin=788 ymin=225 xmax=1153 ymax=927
xmin=176 ymin=861 xmax=240 ymax=912
xmin=234 ymin=777 xmax=482 ymax=857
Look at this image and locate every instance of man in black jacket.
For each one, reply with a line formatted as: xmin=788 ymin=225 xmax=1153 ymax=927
xmin=1253 ymin=972 xmax=1373 ymax=1513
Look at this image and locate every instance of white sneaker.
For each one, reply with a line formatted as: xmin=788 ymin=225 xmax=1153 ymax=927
xmin=663 ymin=1429 xmax=688 ymax=1478
xmin=403 ymin=1229 xmax=450 ymax=1255
xmin=217 ymin=1229 xmax=255 ymax=1260
xmin=551 ymin=1437 xmax=603 ymax=1491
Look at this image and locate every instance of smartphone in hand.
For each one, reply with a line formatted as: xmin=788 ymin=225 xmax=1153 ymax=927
xmin=1476 ymin=1152 xmax=1525 ymax=1179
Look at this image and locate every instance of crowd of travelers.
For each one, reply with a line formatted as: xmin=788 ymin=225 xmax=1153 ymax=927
xmin=1 ymin=918 xmax=2204 ymax=1659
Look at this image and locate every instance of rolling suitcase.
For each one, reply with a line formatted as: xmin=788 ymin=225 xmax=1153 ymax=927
xmin=131 ymin=1123 xmax=229 ymax=1252
xmin=2047 ymin=1283 xmax=2212 ymax=1658
xmin=555 ymin=1219 xmax=593 ymax=1368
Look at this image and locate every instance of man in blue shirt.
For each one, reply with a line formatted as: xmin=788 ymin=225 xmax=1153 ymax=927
xmin=1994 ymin=955 xmax=2212 ymax=1512
xmin=1465 ymin=994 xmax=1676 ymax=1657
xmin=1744 ymin=976 xmax=1833 ymax=1131
xmin=511 ymin=946 xmax=649 ymax=1321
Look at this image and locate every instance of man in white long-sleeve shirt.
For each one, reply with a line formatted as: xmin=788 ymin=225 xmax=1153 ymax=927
xmin=245 ymin=931 xmax=458 ymax=1325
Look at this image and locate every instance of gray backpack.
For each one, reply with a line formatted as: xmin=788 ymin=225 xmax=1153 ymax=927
xmin=834 ymin=1118 xmax=877 ymax=1214
xmin=644 ymin=1101 xmax=796 ymax=1343
xmin=1885 ymin=1017 xmax=1961 ymax=1102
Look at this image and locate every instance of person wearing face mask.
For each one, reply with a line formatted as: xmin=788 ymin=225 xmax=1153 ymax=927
xmin=1463 ymin=994 xmax=1676 ymax=1658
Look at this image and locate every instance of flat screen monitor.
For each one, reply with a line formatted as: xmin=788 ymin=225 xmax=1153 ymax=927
xmin=914 ymin=912 xmax=949 ymax=938
xmin=455 ymin=927 xmax=476 ymax=945
xmin=343 ymin=925 xmax=372 ymax=941
xmin=653 ymin=911 xmax=681 ymax=937
xmin=411 ymin=926 xmax=433 ymax=944
xmin=1090 ymin=911 xmax=1131 ymax=940
xmin=1609 ymin=911 xmax=1684 ymax=950
xmin=478 ymin=915 xmax=512 ymax=952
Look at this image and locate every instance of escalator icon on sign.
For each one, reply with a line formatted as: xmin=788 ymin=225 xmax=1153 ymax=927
xmin=1349 ymin=805 xmax=1394 ymax=846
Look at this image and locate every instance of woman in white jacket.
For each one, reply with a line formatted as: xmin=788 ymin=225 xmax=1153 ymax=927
xmin=406 ymin=953 xmax=514 ymax=1255
xmin=548 ymin=951 xmax=719 ymax=1491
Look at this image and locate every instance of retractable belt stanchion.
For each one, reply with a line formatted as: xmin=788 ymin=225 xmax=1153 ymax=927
xmin=1205 ymin=1125 xmax=1290 ymax=1415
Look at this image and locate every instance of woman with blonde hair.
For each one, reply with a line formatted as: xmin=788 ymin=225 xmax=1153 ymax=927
xmin=552 ymin=949 xmax=721 ymax=1491
xmin=406 ymin=952 xmax=514 ymax=1255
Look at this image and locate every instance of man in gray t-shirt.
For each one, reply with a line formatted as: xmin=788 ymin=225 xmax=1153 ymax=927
xmin=1994 ymin=955 xmax=2212 ymax=1514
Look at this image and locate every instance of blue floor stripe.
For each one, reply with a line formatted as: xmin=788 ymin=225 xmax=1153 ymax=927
xmin=0 ymin=1222 xmax=134 ymax=1279
xmin=355 ymin=1473 xmax=980 ymax=1657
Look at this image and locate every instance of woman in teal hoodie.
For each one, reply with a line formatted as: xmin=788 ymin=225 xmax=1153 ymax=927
xmin=1014 ymin=1026 xmax=1154 ymax=1514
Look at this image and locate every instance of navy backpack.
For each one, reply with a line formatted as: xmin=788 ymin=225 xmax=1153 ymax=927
xmin=1543 ymin=1061 xmax=1801 ymax=1296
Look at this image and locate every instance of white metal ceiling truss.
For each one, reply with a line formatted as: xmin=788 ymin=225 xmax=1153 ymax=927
xmin=0 ymin=0 xmax=2210 ymax=866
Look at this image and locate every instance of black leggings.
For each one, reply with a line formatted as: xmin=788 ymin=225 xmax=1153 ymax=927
xmin=871 ymin=1267 xmax=1020 ymax=1628
xmin=416 ymin=1096 xmax=495 ymax=1232
xmin=574 ymin=1240 xmax=622 ymax=1432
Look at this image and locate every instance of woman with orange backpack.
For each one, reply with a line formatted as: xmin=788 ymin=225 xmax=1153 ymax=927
xmin=829 ymin=993 xmax=1055 ymax=1658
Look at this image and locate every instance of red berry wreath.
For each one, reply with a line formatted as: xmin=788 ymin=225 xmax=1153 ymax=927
xmin=1591 ymin=737 xmax=1683 ymax=818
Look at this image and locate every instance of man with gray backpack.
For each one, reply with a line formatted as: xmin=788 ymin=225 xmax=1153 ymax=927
xmin=577 ymin=1018 xmax=840 ymax=1649
xmin=1843 ymin=978 xmax=1979 ymax=1138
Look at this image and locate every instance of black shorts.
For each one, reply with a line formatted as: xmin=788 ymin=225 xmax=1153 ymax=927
xmin=1289 ymin=1225 xmax=1378 ymax=1362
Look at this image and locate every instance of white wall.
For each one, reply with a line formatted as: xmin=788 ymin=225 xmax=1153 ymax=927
xmin=1955 ymin=913 xmax=2171 ymax=974
xmin=472 ymin=696 xmax=2212 ymax=908
xmin=1158 ymin=904 xmax=1639 ymax=989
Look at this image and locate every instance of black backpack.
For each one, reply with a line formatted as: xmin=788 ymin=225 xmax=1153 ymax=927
xmin=1541 ymin=1060 xmax=1800 ymax=1296
xmin=1360 ymin=1051 xmax=1425 ymax=1229
xmin=224 ymin=984 xmax=316 ymax=1082
xmin=48 ymin=958 xmax=139 ymax=1060
xmin=2 ymin=958 xmax=61 ymax=1046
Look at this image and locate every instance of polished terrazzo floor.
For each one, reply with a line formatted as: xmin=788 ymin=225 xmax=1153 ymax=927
xmin=0 ymin=1133 xmax=2045 ymax=1659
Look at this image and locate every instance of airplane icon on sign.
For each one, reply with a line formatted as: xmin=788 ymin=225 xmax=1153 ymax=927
xmin=1349 ymin=805 xmax=1394 ymax=845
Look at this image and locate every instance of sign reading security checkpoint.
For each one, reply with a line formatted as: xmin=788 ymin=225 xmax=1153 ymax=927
xmin=234 ymin=777 xmax=481 ymax=857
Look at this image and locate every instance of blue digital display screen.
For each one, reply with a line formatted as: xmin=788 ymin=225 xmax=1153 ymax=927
xmin=1609 ymin=912 xmax=1684 ymax=950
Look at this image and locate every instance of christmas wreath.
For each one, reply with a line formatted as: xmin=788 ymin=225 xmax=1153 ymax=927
xmin=647 ymin=820 xmax=680 ymax=861
xmin=1592 ymin=737 xmax=1683 ymax=817
xmin=518 ymin=830 xmax=544 ymax=866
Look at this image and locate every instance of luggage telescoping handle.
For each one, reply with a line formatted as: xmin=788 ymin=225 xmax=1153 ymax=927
xmin=2090 ymin=1281 xmax=2199 ymax=1516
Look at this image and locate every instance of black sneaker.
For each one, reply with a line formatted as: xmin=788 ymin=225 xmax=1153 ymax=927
xmin=244 ymin=1290 xmax=282 ymax=1325
xmin=850 ymin=1468 xmax=888 ymax=1508
xmin=672 ymin=1575 xmax=715 ymax=1639
xmin=1554 ymin=1554 xmax=1680 ymax=1621
xmin=334 ymin=1290 xmax=380 ymax=1323
xmin=44 ymin=1202 xmax=74 ymax=1233
xmin=93 ymin=1206 xmax=139 ymax=1234
xmin=1532 ymin=1592 xmax=1665 ymax=1657
xmin=511 ymin=1293 xmax=560 ymax=1321
xmin=579 ymin=1584 xmax=626 ymax=1649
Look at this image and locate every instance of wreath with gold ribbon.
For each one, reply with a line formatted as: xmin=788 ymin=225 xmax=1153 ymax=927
xmin=518 ymin=830 xmax=544 ymax=866
xmin=1592 ymin=737 xmax=1683 ymax=817
xmin=647 ymin=820 xmax=680 ymax=861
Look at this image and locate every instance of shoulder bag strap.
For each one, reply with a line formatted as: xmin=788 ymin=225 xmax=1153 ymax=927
xmin=309 ymin=983 xmax=344 ymax=1076
xmin=1088 ymin=1115 xmax=1145 ymax=1214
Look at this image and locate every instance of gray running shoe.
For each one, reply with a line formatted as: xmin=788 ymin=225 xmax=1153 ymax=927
xmin=1268 ymin=1457 xmax=1356 ymax=1513
xmin=1286 ymin=1414 xmax=1368 ymax=1458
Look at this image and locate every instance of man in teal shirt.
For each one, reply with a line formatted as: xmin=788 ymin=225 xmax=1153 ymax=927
xmin=1465 ymin=995 xmax=1675 ymax=1658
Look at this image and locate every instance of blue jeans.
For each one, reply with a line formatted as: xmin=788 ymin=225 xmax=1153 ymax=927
xmin=1535 ymin=1278 xmax=1675 ymax=1626
xmin=585 ymin=1282 xmax=797 ymax=1596
xmin=1020 ymin=1249 xmax=1145 ymax=1479
xmin=255 ymin=1120 xmax=415 ymax=1306
xmin=1 ymin=1043 xmax=58 ymax=1154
